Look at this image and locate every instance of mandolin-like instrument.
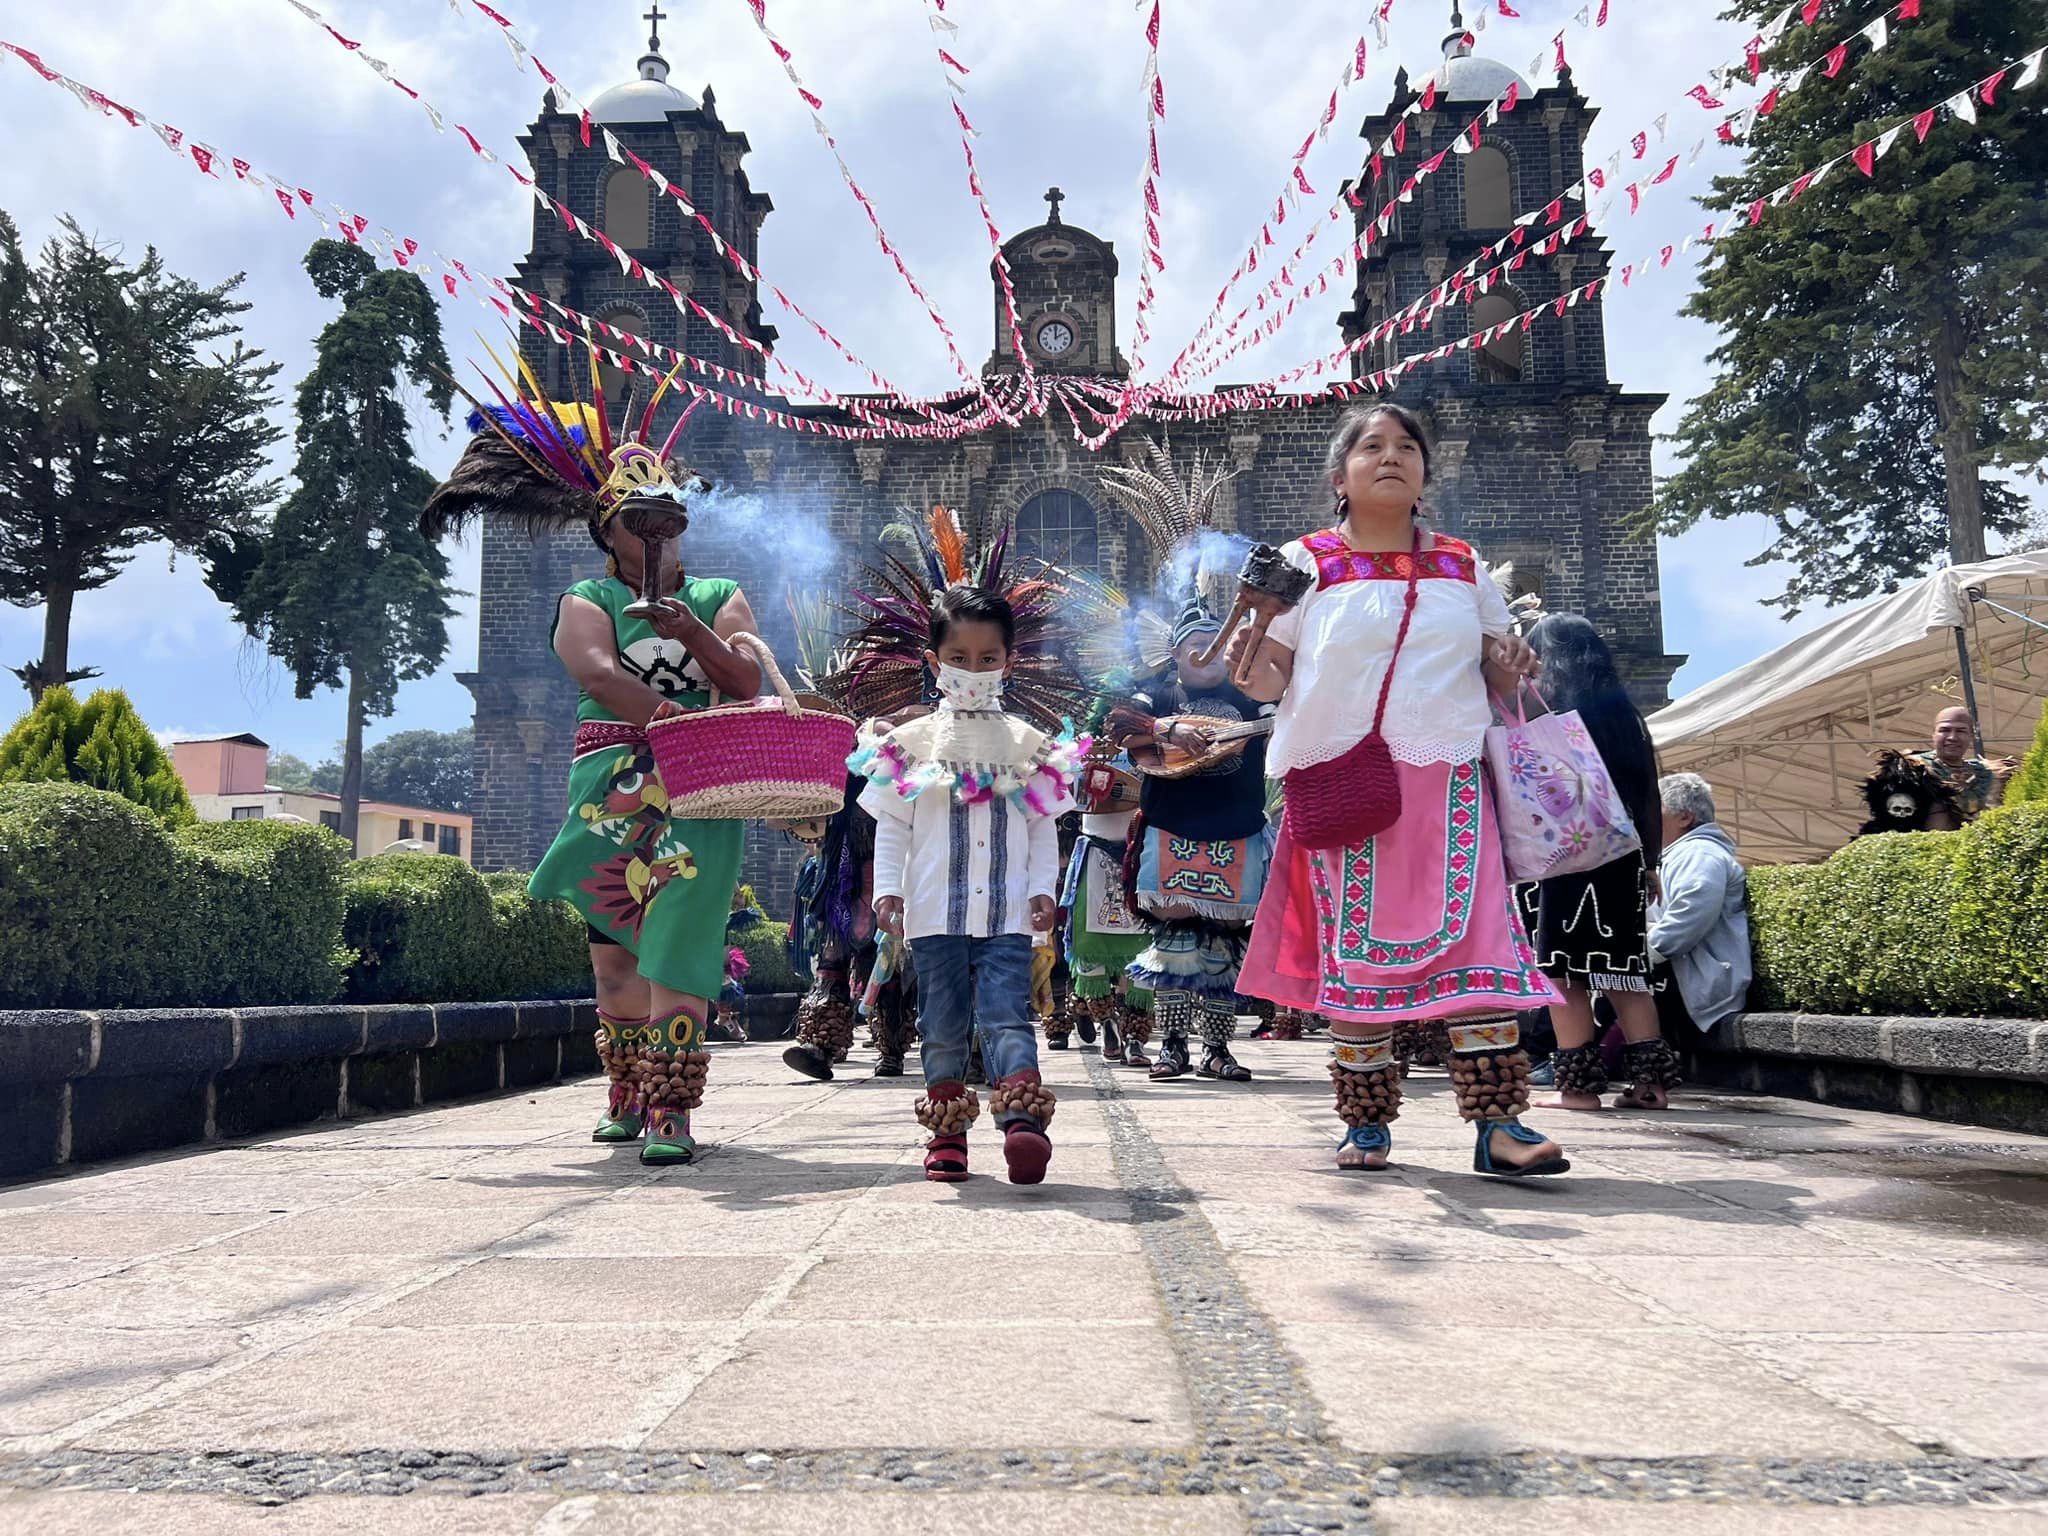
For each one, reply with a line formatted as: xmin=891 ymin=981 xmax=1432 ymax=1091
xmin=1109 ymin=705 xmax=1275 ymax=779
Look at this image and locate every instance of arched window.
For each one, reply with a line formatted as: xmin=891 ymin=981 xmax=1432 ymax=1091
xmin=594 ymin=309 xmax=649 ymax=404
xmin=1463 ymin=145 xmax=1513 ymax=228
xmin=1470 ymin=294 xmax=1523 ymax=383
xmin=603 ymin=167 xmax=652 ymax=250
xmin=1015 ymin=489 xmax=1099 ymax=569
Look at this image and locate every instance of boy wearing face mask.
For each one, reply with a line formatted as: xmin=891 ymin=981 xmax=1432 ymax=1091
xmin=853 ymin=585 xmax=1087 ymax=1184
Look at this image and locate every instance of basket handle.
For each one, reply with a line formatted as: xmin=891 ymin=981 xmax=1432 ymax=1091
xmin=727 ymin=631 xmax=803 ymax=719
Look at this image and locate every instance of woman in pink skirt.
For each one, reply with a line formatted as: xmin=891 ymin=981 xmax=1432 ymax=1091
xmin=1232 ymin=403 xmax=1568 ymax=1177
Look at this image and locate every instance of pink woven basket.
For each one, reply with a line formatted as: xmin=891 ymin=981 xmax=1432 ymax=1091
xmin=645 ymin=632 xmax=854 ymax=821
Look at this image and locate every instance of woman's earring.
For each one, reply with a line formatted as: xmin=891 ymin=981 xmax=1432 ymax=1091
xmin=1333 ymin=490 xmax=1349 ymax=523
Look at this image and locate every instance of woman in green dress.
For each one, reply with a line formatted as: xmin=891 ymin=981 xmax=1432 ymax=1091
xmin=424 ymin=376 xmax=760 ymax=1166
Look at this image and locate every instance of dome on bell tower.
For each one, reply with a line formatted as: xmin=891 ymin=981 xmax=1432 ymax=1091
xmin=1438 ymin=2 xmax=1531 ymax=101
xmin=587 ymin=4 xmax=699 ymax=122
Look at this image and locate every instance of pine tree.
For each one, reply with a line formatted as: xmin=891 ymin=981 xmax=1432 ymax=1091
xmin=228 ymin=242 xmax=453 ymax=848
xmin=0 ymin=685 xmax=194 ymax=822
xmin=2006 ymin=697 xmax=2048 ymax=806
xmin=1658 ymin=1 xmax=2048 ymax=613
xmin=0 ymin=210 xmax=281 ymax=698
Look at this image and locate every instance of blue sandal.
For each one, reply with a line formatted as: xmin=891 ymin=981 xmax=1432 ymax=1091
xmin=1473 ymin=1117 xmax=1570 ymax=1178
xmin=1337 ymin=1123 xmax=1393 ymax=1171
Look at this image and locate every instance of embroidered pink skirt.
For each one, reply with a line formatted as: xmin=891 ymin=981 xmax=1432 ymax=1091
xmin=1240 ymin=758 xmax=1560 ymax=1026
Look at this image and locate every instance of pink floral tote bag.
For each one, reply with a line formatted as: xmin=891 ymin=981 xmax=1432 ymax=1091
xmin=1484 ymin=685 xmax=1642 ymax=882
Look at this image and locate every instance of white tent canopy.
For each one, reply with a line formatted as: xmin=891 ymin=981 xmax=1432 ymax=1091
xmin=1649 ymin=551 xmax=2048 ymax=866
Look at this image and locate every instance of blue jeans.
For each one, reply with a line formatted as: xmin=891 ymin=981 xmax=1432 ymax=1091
xmin=910 ymin=934 xmax=1040 ymax=1123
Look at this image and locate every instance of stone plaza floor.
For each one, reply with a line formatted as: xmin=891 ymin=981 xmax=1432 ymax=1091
xmin=2 ymin=1039 xmax=2046 ymax=1534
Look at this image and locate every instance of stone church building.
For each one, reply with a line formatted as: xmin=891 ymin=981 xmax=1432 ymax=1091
xmin=464 ymin=10 xmax=1681 ymax=908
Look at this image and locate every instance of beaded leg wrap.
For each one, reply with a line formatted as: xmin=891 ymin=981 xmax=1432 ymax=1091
xmin=1194 ymin=998 xmax=1237 ymax=1049
xmin=915 ymin=1080 xmax=982 ymax=1135
xmin=794 ymin=988 xmax=857 ymax=1060
xmin=1154 ymin=990 xmax=1194 ymax=1043
xmin=1622 ymin=1037 xmax=1684 ymax=1092
xmin=989 ymin=1069 xmax=1057 ymax=1128
xmin=1116 ymin=1001 xmax=1154 ymax=1046
xmin=1329 ymin=1032 xmax=1403 ymax=1127
xmin=633 ymin=1007 xmax=712 ymax=1113
xmin=1272 ymin=1009 xmax=1306 ymax=1041
xmin=1401 ymin=1020 xmax=1451 ymax=1067
xmin=1447 ymin=1020 xmax=1532 ymax=1124
xmin=1551 ymin=1042 xmax=1610 ymax=1098
xmin=593 ymin=1012 xmax=648 ymax=1138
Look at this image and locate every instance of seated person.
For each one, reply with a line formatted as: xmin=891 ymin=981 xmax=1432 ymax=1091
xmin=1911 ymin=706 xmax=2017 ymax=830
xmin=1646 ymin=772 xmax=1751 ymax=1034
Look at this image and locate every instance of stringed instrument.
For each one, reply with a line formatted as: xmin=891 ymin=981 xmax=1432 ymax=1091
xmin=1109 ymin=705 xmax=1276 ymax=779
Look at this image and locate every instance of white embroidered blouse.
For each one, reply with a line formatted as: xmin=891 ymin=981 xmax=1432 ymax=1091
xmin=1262 ymin=528 xmax=1513 ymax=772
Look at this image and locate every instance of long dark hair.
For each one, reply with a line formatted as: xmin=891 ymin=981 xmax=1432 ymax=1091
xmin=1526 ymin=613 xmax=1661 ymax=856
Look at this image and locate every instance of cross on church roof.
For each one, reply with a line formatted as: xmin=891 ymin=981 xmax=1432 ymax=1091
xmin=1044 ymin=186 xmax=1064 ymax=225
xmin=644 ymin=3 xmax=667 ymax=53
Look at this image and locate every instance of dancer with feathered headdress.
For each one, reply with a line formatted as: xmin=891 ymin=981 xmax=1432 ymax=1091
xmin=1094 ymin=439 xmax=1276 ymax=1086
xmin=422 ymin=338 xmax=764 ymax=1167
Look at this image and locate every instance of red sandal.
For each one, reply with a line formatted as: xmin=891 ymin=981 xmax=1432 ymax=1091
xmin=924 ymin=1132 xmax=970 ymax=1182
xmin=1003 ymin=1122 xmax=1052 ymax=1185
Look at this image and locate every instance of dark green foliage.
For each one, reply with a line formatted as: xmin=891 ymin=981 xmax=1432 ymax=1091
xmin=0 ymin=783 xmax=182 ymax=1008
xmin=2006 ymin=699 xmax=2048 ymax=805
xmin=340 ymin=853 xmax=495 ymax=1004
xmin=0 ymin=686 xmax=194 ymax=823
xmin=229 ymin=240 xmax=454 ymax=841
xmin=267 ymin=752 xmax=317 ymax=792
xmin=731 ymin=915 xmax=799 ymax=994
xmin=1657 ymin=0 xmax=2048 ymax=611
xmin=480 ymin=873 xmax=592 ymax=1000
xmin=1749 ymin=803 xmax=2048 ymax=1015
xmin=0 ymin=211 xmax=281 ymax=697
xmin=172 ymin=820 xmax=350 ymax=1007
xmin=350 ymin=727 xmax=471 ymax=812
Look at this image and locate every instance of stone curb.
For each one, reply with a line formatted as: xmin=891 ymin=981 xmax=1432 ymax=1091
xmin=0 ymin=998 xmax=599 ymax=1183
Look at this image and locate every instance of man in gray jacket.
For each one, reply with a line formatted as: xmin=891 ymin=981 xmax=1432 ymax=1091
xmin=1647 ymin=773 xmax=1751 ymax=1032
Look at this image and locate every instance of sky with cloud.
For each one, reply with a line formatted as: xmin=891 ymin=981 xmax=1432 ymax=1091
xmin=0 ymin=0 xmax=2019 ymax=763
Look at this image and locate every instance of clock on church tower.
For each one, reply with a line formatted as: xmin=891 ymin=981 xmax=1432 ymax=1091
xmin=984 ymin=187 xmax=1127 ymax=378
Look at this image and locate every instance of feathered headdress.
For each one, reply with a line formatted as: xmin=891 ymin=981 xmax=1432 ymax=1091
xmin=821 ymin=503 xmax=1107 ymax=731
xmin=1094 ymin=438 xmax=1241 ymax=660
xmin=421 ymin=330 xmax=707 ymax=544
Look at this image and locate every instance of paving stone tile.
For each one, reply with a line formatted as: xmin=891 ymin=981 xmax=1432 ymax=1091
xmin=1234 ymin=1253 xmax=1661 ymax=1329
xmin=0 ymin=1491 xmax=563 ymax=1535
xmin=364 ymin=1254 xmax=791 ymax=1326
xmin=654 ymin=1321 xmax=1190 ymax=1450
xmin=1766 ymin=1333 xmax=2048 ymax=1458
xmin=570 ymin=1490 xmax=1249 ymax=1535
xmin=207 ymin=1206 xmax=562 ymax=1258
xmin=22 ymin=1255 xmax=420 ymax=1330
xmin=92 ymin=1323 xmax=721 ymax=1452
xmin=521 ymin=1203 xmax=847 ymax=1256
xmin=1375 ymin=1499 xmax=2048 ymax=1535
xmin=1588 ymin=1255 xmax=2048 ymax=1334
xmin=778 ymin=1252 xmax=1157 ymax=1323
xmin=0 ymin=1211 xmax=263 ymax=1260
xmin=1286 ymin=1323 xmax=1914 ymax=1458
xmin=0 ymin=1327 xmax=244 ymax=1438
xmin=824 ymin=1200 xmax=1142 ymax=1254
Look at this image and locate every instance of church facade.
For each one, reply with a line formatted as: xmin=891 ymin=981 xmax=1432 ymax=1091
xmin=464 ymin=14 xmax=1682 ymax=911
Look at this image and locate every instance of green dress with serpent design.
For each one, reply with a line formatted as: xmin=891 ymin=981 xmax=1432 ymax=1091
xmin=528 ymin=574 xmax=745 ymax=1001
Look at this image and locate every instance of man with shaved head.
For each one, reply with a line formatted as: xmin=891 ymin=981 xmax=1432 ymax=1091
xmin=1911 ymin=706 xmax=2017 ymax=830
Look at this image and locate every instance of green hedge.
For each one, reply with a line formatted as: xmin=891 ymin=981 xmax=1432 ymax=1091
xmin=731 ymin=915 xmax=799 ymax=995
xmin=1750 ymin=803 xmax=2048 ymax=1017
xmin=0 ymin=782 xmax=347 ymax=1009
xmin=0 ymin=782 xmax=594 ymax=1009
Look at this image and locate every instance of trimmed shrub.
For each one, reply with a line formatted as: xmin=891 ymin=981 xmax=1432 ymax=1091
xmin=341 ymin=853 xmax=496 ymax=1003
xmin=1747 ymin=804 xmax=2048 ymax=1017
xmin=481 ymin=874 xmax=591 ymax=1000
xmin=731 ymin=915 xmax=799 ymax=995
xmin=2007 ymin=698 xmax=2048 ymax=807
xmin=0 ymin=782 xmax=183 ymax=1008
xmin=0 ymin=687 xmax=194 ymax=824
xmin=173 ymin=820 xmax=351 ymax=1007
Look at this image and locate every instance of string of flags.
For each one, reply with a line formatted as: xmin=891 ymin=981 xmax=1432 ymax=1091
xmin=1125 ymin=0 xmax=1168 ymax=377
xmin=922 ymin=0 xmax=1041 ymax=410
xmin=733 ymin=0 xmax=998 ymax=413
xmin=270 ymin=0 xmax=965 ymax=429
xmin=1202 ymin=0 xmax=1950 ymax=389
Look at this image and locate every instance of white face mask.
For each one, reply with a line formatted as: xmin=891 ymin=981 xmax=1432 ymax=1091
xmin=934 ymin=662 xmax=1005 ymax=711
